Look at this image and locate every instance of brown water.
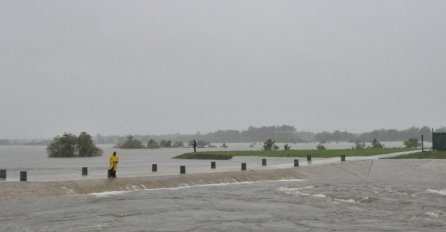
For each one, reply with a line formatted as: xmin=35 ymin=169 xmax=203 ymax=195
xmin=1 ymin=144 xmax=443 ymax=231
xmin=1 ymin=178 xmax=445 ymax=232
xmin=0 ymin=142 xmax=410 ymax=181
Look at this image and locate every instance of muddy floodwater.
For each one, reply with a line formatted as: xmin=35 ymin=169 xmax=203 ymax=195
xmin=1 ymin=143 xmax=444 ymax=231
xmin=1 ymin=177 xmax=445 ymax=232
xmin=0 ymin=142 xmax=411 ymax=181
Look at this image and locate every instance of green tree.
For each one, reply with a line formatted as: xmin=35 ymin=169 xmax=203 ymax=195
xmin=263 ymin=139 xmax=275 ymax=151
xmin=404 ymin=138 xmax=419 ymax=148
xmin=160 ymin=140 xmax=172 ymax=148
xmin=316 ymin=143 xmax=326 ymax=150
xmin=284 ymin=144 xmax=291 ymax=151
xmin=353 ymin=140 xmax=366 ymax=149
xmin=147 ymin=139 xmax=160 ymax=148
xmin=118 ymin=135 xmax=144 ymax=149
xmin=47 ymin=132 xmax=102 ymax=157
xmin=77 ymin=132 xmax=103 ymax=156
xmin=172 ymin=141 xmax=184 ymax=148
xmin=371 ymin=138 xmax=384 ymax=149
xmin=47 ymin=133 xmax=77 ymax=157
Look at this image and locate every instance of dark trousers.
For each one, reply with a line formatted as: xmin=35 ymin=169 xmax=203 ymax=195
xmin=108 ymin=169 xmax=116 ymax=178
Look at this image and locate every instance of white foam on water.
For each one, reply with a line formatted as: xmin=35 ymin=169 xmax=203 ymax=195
xmin=277 ymin=186 xmax=312 ymax=196
xmin=334 ymin=198 xmax=356 ymax=203
xmin=425 ymin=211 xmax=441 ymax=218
xmin=276 ymin=179 xmax=307 ymax=182
xmin=312 ymin=194 xmax=327 ymax=198
xmin=236 ymin=179 xmax=305 ymax=185
xmin=89 ymin=179 xmax=306 ymax=196
xmin=144 ymin=179 xmax=305 ymax=192
xmin=149 ymin=183 xmax=211 ymax=191
xmin=143 ymin=183 xmax=230 ymax=192
xmin=277 ymin=187 xmax=328 ymax=199
xmin=90 ymin=191 xmax=133 ymax=197
xmin=426 ymin=189 xmax=446 ymax=196
xmin=60 ymin=186 xmax=75 ymax=194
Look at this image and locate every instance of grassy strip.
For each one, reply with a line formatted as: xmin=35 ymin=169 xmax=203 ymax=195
xmin=174 ymin=148 xmax=416 ymax=160
xmin=175 ymin=153 xmax=234 ymax=160
xmin=387 ymin=150 xmax=446 ymax=159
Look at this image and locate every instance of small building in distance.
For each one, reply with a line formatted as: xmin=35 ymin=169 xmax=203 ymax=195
xmin=432 ymin=132 xmax=446 ymax=151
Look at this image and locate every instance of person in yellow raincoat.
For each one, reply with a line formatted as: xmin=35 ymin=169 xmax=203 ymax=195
xmin=108 ymin=151 xmax=119 ymax=178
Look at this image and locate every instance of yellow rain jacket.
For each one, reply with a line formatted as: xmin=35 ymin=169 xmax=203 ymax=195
xmin=109 ymin=153 xmax=119 ymax=171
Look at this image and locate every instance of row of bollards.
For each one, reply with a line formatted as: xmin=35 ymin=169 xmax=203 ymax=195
xmin=132 ymin=155 xmax=346 ymax=175
xmin=0 ymin=155 xmax=347 ymax=180
xmin=0 ymin=169 xmax=27 ymax=181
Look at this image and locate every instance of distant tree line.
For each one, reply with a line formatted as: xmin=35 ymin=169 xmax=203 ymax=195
xmin=106 ymin=125 xmax=302 ymax=145
xmin=0 ymin=139 xmax=51 ymax=146
xmin=116 ymin=136 xmax=194 ymax=149
xmin=2 ymin=125 xmax=443 ymax=146
xmin=97 ymin=125 xmax=440 ymax=144
xmin=0 ymin=139 xmax=11 ymax=145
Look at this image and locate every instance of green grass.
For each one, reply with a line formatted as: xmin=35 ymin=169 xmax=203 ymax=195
xmin=174 ymin=148 xmax=417 ymax=160
xmin=388 ymin=150 xmax=446 ymax=159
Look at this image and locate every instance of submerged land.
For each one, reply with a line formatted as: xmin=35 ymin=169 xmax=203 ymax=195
xmin=1 ymin=159 xmax=445 ymax=203
xmin=175 ymin=148 xmax=417 ymax=160
xmin=388 ymin=150 xmax=446 ymax=159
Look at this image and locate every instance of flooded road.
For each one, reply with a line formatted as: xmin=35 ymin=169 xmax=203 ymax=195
xmin=1 ymin=143 xmax=443 ymax=231
xmin=0 ymin=142 xmax=413 ymax=181
xmin=1 ymin=178 xmax=445 ymax=231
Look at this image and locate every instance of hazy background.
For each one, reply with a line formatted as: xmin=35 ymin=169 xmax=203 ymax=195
xmin=1 ymin=0 xmax=445 ymax=139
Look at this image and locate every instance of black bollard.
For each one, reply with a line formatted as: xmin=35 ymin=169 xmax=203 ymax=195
xmin=0 ymin=169 xmax=6 ymax=179
xmin=341 ymin=155 xmax=346 ymax=162
xmin=152 ymin=164 xmax=158 ymax=172
xmin=20 ymin=171 xmax=27 ymax=181
xmin=307 ymin=155 xmax=312 ymax=163
xmin=294 ymin=159 xmax=299 ymax=167
xmin=241 ymin=163 xmax=247 ymax=171
xmin=262 ymin=159 xmax=267 ymax=166
xmin=180 ymin=165 xmax=186 ymax=174
xmin=82 ymin=167 xmax=88 ymax=176
xmin=211 ymin=162 xmax=216 ymax=169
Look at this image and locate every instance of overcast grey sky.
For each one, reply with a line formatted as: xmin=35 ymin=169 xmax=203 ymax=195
xmin=1 ymin=0 xmax=445 ymax=139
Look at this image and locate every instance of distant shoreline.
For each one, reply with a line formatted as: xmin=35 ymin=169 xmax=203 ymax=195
xmin=174 ymin=147 xmax=417 ymax=160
